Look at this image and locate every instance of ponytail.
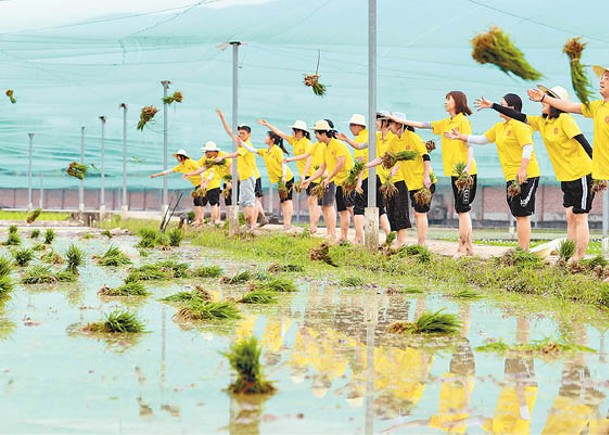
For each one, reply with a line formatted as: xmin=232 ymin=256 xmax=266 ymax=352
xmin=268 ymin=131 xmax=290 ymax=155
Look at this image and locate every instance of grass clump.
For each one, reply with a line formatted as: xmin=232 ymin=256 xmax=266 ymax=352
xmin=26 ymin=208 xmax=42 ymax=224
xmin=255 ymin=277 xmax=297 ymax=293
xmin=98 ymin=281 xmax=149 ymax=297
xmin=0 ymin=257 xmax=14 ymax=298
xmin=495 ymin=248 xmax=542 ymax=269
xmin=30 ymin=229 xmax=40 ymax=239
xmin=239 ymin=290 xmax=278 ymax=304
xmin=137 ymin=228 xmax=172 ymax=249
xmin=339 ymin=276 xmax=364 ymax=287
xmin=85 ymin=309 xmax=145 ymax=333
xmin=5 ymin=231 xmax=21 ymax=246
xmin=267 ymin=263 xmax=304 ymax=273
xmin=168 ymin=228 xmax=184 ymax=247
xmin=161 ymin=285 xmax=214 ymax=303
xmin=21 ymin=265 xmax=57 ymax=284
xmin=477 ymin=337 xmax=594 ymax=359
xmin=125 ymin=260 xmax=190 ymax=282
xmin=447 ymin=288 xmax=483 ymax=299
xmin=387 ymin=309 xmax=462 ymax=335
xmin=101 ymin=229 xmax=113 ymax=238
xmin=55 ymin=270 xmax=78 ymax=282
xmin=64 ymin=244 xmax=85 ymax=275
xmin=220 ymin=270 xmax=252 ymax=285
xmin=558 ymin=239 xmax=576 ymax=262
xmin=44 ymin=229 xmax=55 ymax=245
xmin=396 ymin=245 xmax=432 ymax=263
xmin=96 ymin=245 xmax=132 ymax=267
xmin=223 ymin=336 xmax=276 ymax=395
xmin=40 ymin=249 xmax=64 ymax=265
xmin=190 ymin=265 xmax=223 ymax=278
xmin=12 ymin=248 xmax=34 ymax=267
xmin=175 ymin=300 xmax=241 ymax=321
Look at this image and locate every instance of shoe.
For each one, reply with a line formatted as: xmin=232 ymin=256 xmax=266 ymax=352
xmin=258 ymin=216 xmax=268 ymax=228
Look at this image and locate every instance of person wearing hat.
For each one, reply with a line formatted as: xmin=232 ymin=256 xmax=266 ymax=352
xmin=150 ymin=149 xmax=204 ymax=226
xmin=387 ymin=91 xmax=476 ymax=256
xmin=301 ymin=119 xmax=355 ymax=242
xmin=527 ymin=65 xmax=609 ymax=186
xmin=258 ymin=118 xmax=322 ymax=231
xmin=446 ymin=93 xmax=541 ymax=251
xmin=184 ymin=141 xmax=231 ymax=226
xmin=215 ymin=109 xmax=259 ymax=230
xmin=476 ymin=86 xmax=594 ymax=263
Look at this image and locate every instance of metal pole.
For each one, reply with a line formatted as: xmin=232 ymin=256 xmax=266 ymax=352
xmin=99 ymin=116 xmax=107 ymax=218
xmin=365 ymin=0 xmax=379 ymax=250
xmin=228 ymin=41 xmax=242 ymax=235
xmin=79 ymin=126 xmax=85 ymax=212
xmin=27 ymin=133 xmax=34 ymax=211
xmin=120 ymin=103 xmax=128 ymax=219
xmin=603 ymin=191 xmax=609 ymax=257
xmin=39 ymin=172 xmax=43 ymax=209
xmin=161 ymin=81 xmax=171 ymax=214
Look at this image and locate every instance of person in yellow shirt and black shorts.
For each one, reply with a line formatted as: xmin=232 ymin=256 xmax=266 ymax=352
xmin=256 ymin=131 xmax=295 ymax=230
xmin=447 ymin=93 xmax=541 ymax=251
xmin=476 ymin=86 xmax=594 ymax=263
xmin=301 ymin=119 xmax=355 ymax=242
xmin=394 ymin=91 xmax=477 ymax=257
xmin=150 ymin=149 xmax=203 ymax=226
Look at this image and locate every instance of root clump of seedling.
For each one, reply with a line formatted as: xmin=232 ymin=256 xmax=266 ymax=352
xmin=309 ymin=242 xmax=338 ymax=267
xmin=453 ymin=162 xmax=474 ymax=192
xmin=223 ymin=336 xmax=276 ymax=395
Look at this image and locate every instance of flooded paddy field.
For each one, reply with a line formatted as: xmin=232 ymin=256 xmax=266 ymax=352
xmin=1 ymin=226 xmax=609 ymax=434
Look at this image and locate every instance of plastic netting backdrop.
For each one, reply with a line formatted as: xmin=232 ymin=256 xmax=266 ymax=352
xmin=0 ymin=0 xmax=607 ymax=189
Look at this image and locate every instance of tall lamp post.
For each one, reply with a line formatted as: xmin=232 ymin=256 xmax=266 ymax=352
xmin=99 ymin=116 xmax=107 ymax=220
xmin=228 ymin=41 xmax=242 ymax=235
xmin=27 ymin=133 xmax=34 ymax=211
xmin=120 ymin=103 xmax=128 ymax=220
xmin=365 ymin=0 xmax=379 ymax=251
xmin=161 ymin=80 xmax=171 ymax=215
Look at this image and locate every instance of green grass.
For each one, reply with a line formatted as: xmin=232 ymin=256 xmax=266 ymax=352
xmin=447 ymin=288 xmax=483 ymax=299
xmin=476 ymin=337 xmax=595 ymax=358
xmin=96 ymin=245 xmax=132 ymax=267
xmin=125 ymin=260 xmax=190 ymax=282
xmin=239 ymin=290 xmax=278 ymax=304
xmin=0 ymin=211 xmax=70 ymax=221
xmin=223 ymin=336 xmax=276 ymax=395
xmin=338 ymin=276 xmax=364 ymax=287
xmin=220 ymin=270 xmax=252 ymax=285
xmin=12 ymin=248 xmax=34 ymax=267
xmin=190 ymin=265 xmax=223 ymax=278
xmin=21 ymin=265 xmax=57 ymax=284
xmin=255 ymin=277 xmax=298 ymax=293
xmin=65 ymin=244 xmax=85 ymax=275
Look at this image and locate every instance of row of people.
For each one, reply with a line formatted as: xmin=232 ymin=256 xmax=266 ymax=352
xmin=149 ymin=63 xmax=609 ymax=260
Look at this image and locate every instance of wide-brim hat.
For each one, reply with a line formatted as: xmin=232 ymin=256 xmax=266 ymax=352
xmin=289 ymin=120 xmax=308 ymax=131
xmin=311 ymin=119 xmax=332 ymax=131
xmin=593 ymin=65 xmax=609 ymax=78
xmin=376 ymin=110 xmax=391 ymax=119
xmin=202 ymin=141 xmax=219 ymax=152
xmin=537 ymin=85 xmax=569 ymax=101
xmin=171 ymin=149 xmax=190 ymax=158
xmin=390 ymin=111 xmax=408 ymax=122
xmin=348 ymin=113 xmax=366 ymax=127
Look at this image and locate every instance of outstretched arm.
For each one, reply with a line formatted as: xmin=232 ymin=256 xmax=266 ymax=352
xmin=444 ymin=129 xmax=491 ymax=145
xmin=150 ymin=169 xmax=172 ymax=179
xmin=336 ymin=132 xmax=368 ymax=150
xmin=217 ymin=109 xmax=240 ymax=142
xmin=386 ymin=113 xmax=432 ymax=129
xmin=258 ymin=119 xmax=290 ymax=141
xmin=527 ymin=88 xmax=583 ymax=114
xmin=475 ymin=97 xmax=529 ymax=124
xmin=574 ymin=134 xmax=593 ymax=158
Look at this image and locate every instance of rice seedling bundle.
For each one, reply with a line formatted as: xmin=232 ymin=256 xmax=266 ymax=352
xmin=563 ymin=37 xmax=595 ymax=105
xmin=86 ymin=309 xmax=145 ymax=333
xmin=97 ymin=245 xmax=132 ymax=267
xmin=558 ymin=239 xmax=576 ymax=262
xmin=43 ymin=229 xmax=55 ymax=245
xmin=5 ymin=89 xmax=16 ymax=104
xmin=239 ymin=290 xmax=277 ymax=304
xmin=453 ymin=162 xmax=474 ymax=192
xmin=379 ymin=179 xmax=398 ymax=200
xmin=12 ymin=248 xmax=33 ymax=267
xmin=0 ymin=257 xmax=14 ymax=298
xmin=506 ymin=180 xmax=521 ymax=198
xmin=162 ymin=91 xmax=183 ymax=105
xmin=190 ymin=265 xmax=223 ymax=278
xmin=303 ymin=74 xmax=327 ymax=97
xmin=65 ymin=244 xmax=85 ymax=275
xmin=277 ymin=180 xmax=292 ymax=201
xmin=137 ymin=106 xmax=158 ymax=131
xmin=26 ymin=208 xmax=42 ymax=224
xmin=6 ymin=232 xmax=21 ymax=246
xmin=256 ymin=277 xmax=297 ymax=293
xmin=413 ymin=187 xmax=432 ymax=206
xmin=98 ymin=281 xmax=149 ymax=297
xmin=168 ymin=228 xmax=184 ymax=247
xmin=591 ymin=179 xmax=608 ymax=193
xmin=21 ymin=265 xmax=57 ymax=284
xmin=30 ymin=229 xmax=40 ymax=239
xmin=425 ymin=140 xmax=436 ymax=153
xmin=309 ymin=242 xmax=338 ymax=267
xmin=220 ymin=270 xmax=252 ymax=285
xmin=339 ymin=276 xmax=364 ymax=287
xmin=309 ymin=181 xmax=326 ymax=200
xmin=223 ymin=336 xmax=276 ymax=395
xmin=176 ymin=300 xmax=241 ymax=321
xmin=342 ymin=161 xmax=366 ymax=197
xmin=380 ymin=150 xmax=418 ymax=169
xmin=66 ymin=162 xmax=88 ymax=180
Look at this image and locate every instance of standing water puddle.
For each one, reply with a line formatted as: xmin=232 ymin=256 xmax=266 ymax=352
xmin=1 ymin=235 xmax=608 ymax=434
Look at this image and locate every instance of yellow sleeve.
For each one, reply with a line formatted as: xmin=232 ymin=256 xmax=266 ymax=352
xmin=256 ymin=149 xmax=265 ymax=156
xmin=527 ymin=115 xmax=541 ymax=132
xmin=514 ymin=123 xmax=534 ymax=146
xmin=431 ymin=118 xmax=446 ymax=135
xmin=458 ymin=116 xmax=472 ymax=135
xmin=413 ymin=132 xmax=428 ymax=154
xmin=484 ymin=124 xmax=497 ymax=143
xmin=560 ymin=114 xmax=582 ymax=139
xmin=172 ymin=164 xmax=182 ymax=173
xmin=287 ymin=136 xmax=296 ymax=145
xmin=237 ymin=147 xmax=248 ymax=157
xmin=336 ymin=142 xmax=350 ymax=159
xmin=581 ymin=100 xmax=599 ymax=119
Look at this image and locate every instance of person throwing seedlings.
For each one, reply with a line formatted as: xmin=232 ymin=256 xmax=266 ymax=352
xmin=388 ymin=91 xmax=476 ymax=256
xmin=446 ymin=93 xmax=541 ymax=251
xmin=301 ymin=119 xmax=354 ymax=242
xmin=215 ymin=109 xmax=259 ymax=230
xmin=150 ymin=149 xmax=204 ymax=227
xmin=476 ymin=86 xmax=594 ymax=263
xmin=258 ymin=118 xmax=322 ymax=232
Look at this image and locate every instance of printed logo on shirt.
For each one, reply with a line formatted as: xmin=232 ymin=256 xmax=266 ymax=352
xmin=554 ymin=128 xmax=559 ymax=135
xmin=605 ymin=116 xmax=609 ymax=124
xmin=506 ymin=130 xmax=511 ymax=136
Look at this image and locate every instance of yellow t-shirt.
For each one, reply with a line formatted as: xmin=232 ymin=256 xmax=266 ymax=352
xmin=581 ymin=100 xmax=609 ymax=180
xmin=376 ymin=131 xmax=396 ymax=183
xmin=236 ymin=145 xmax=257 ymax=181
xmin=387 ymin=135 xmax=406 ymax=183
xmin=197 ymin=156 xmax=225 ymax=190
xmin=429 ymin=373 xmax=475 ymax=433
xmin=257 ymin=145 xmax=294 ymax=184
xmin=172 ymin=158 xmax=201 ymax=187
xmin=243 ymin=139 xmax=260 ymax=179
xmin=394 ymin=129 xmax=434 ymax=191
xmin=432 ymin=113 xmax=477 ymax=176
xmin=217 ymin=151 xmax=232 ymax=179
xmin=527 ymin=114 xmax=592 ymax=182
xmin=353 ymin=129 xmax=369 ymax=180
xmin=482 ymin=385 xmax=538 ymax=434
xmin=541 ymin=395 xmax=591 ymax=435
xmin=287 ymin=136 xmax=313 ymax=178
xmin=484 ymin=120 xmax=541 ymax=181
xmin=308 ymin=141 xmax=327 ymax=184
xmin=324 ymin=138 xmax=354 ymax=186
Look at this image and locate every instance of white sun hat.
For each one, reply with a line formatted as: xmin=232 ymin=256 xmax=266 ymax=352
xmin=311 ymin=119 xmax=332 ymax=131
xmin=348 ymin=114 xmax=366 ymax=126
xmin=537 ymin=85 xmax=569 ymax=101
xmin=289 ymin=120 xmax=308 ymax=131
xmin=391 ymin=112 xmax=408 ymax=122
xmin=202 ymin=141 xmax=219 ymax=152
xmin=593 ymin=65 xmax=609 ymax=78
xmin=171 ymin=149 xmax=190 ymax=158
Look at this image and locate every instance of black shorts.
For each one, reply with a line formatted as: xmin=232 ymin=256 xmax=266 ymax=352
xmin=506 ymin=177 xmax=539 ymax=217
xmin=386 ymin=180 xmax=411 ymax=231
xmin=193 ymin=186 xmax=204 ymax=207
xmin=255 ymin=177 xmax=263 ymax=198
xmin=223 ymin=183 xmax=232 ymax=206
xmin=354 ymin=177 xmax=386 ymax=216
xmin=450 ymin=174 xmax=477 ymax=214
xmin=409 ymin=184 xmax=436 ymax=214
xmin=561 ymin=174 xmax=594 ymax=214
xmin=203 ymin=188 xmax=221 ymax=207
xmin=335 ymin=185 xmax=355 ymax=212
xmin=279 ymin=178 xmax=294 ymax=203
xmin=308 ymin=182 xmax=336 ymax=207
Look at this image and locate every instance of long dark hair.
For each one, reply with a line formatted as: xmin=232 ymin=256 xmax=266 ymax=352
xmin=268 ymin=131 xmax=289 ymax=155
xmin=294 ymin=128 xmax=311 ymax=140
xmin=446 ymin=91 xmax=473 ymax=116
